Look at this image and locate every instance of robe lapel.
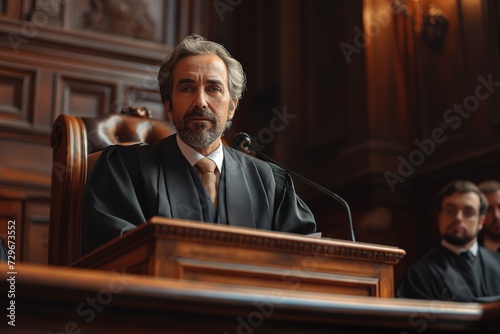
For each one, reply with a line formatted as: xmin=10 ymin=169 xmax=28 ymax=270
xmin=223 ymin=148 xmax=256 ymax=228
xmin=158 ymin=136 xmax=205 ymax=222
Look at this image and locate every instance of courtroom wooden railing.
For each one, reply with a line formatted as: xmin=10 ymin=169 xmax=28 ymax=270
xmin=1 ymin=264 xmax=498 ymax=334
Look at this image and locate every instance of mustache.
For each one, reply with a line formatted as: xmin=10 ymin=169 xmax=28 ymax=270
xmin=183 ymin=108 xmax=216 ymax=122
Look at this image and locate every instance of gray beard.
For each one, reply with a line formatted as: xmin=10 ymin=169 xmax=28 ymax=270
xmin=178 ymin=123 xmax=220 ymax=148
xmin=171 ymin=106 xmax=233 ymax=149
xmin=176 ymin=119 xmax=232 ymax=149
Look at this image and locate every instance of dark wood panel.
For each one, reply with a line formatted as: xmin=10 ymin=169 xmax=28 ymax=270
xmin=57 ymin=75 xmax=117 ymax=117
xmin=22 ymin=199 xmax=49 ymax=263
xmin=0 ymin=64 xmax=36 ymax=127
xmin=176 ymin=258 xmax=379 ymax=297
xmin=484 ymin=0 xmax=500 ymax=125
xmin=0 ymin=138 xmax=52 ymax=189
xmin=303 ymin=0 xmax=359 ymax=148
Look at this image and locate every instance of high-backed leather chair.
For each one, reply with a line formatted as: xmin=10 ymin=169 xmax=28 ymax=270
xmin=48 ymin=107 xmax=177 ymax=266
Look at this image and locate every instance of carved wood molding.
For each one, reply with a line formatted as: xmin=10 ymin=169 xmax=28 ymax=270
xmin=152 ymin=222 xmax=406 ymax=264
xmin=84 ymin=0 xmax=156 ymax=41
xmin=75 ymin=218 xmax=405 ymax=268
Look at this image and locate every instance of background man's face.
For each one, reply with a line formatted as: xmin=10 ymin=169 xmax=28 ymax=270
xmin=438 ymin=191 xmax=485 ymax=246
xmin=483 ymin=190 xmax=500 ymax=241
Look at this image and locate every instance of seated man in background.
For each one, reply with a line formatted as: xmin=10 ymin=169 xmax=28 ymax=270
xmin=81 ymin=34 xmax=316 ymax=255
xmin=396 ymin=180 xmax=500 ymax=302
xmin=478 ymin=180 xmax=500 ymax=253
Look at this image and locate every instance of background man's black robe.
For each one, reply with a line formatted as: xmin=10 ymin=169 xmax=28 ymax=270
xmin=396 ymin=243 xmax=500 ymax=302
xmin=81 ymin=135 xmax=316 ymax=255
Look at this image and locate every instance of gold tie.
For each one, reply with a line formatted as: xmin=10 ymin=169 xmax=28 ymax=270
xmin=195 ymin=158 xmax=217 ymax=208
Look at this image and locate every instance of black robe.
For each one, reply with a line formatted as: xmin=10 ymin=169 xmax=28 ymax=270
xmin=81 ymin=135 xmax=316 ymax=255
xmin=396 ymin=243 xmax=500 ymax=302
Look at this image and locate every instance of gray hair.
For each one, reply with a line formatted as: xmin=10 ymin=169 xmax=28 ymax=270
xmin=158 ymin=34 xmax=246 ymax=105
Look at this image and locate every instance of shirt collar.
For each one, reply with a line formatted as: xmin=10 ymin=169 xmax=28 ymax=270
xmin=176 ymin=134 xmax=224 ymax=172
xmin=440 ymin=239 xmax=479 ymax=257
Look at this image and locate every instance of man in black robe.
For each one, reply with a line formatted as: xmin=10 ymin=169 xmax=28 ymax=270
xmin=396 ymin=180 xmax=500 ymax=302
xmin=81 ymin=34 xmax=316 ymax=255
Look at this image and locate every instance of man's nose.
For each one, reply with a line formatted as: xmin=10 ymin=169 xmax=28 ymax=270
xmin=453 ymin=210 xmax=465 ymax=221
xmin=193 ymin=90 xmax=208 ymax=109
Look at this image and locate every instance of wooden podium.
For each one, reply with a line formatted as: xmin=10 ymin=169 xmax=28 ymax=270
xmin=73 ymin=217 xmax=405 ymax=298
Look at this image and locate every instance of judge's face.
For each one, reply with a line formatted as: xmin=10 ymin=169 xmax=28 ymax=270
xmin=483 ymin=190 xmax=500 ymax=241
xmin=438 ymin=191 xmax=485 ymax=247
xmin=166 ymin=54 xmax=237 ymax=152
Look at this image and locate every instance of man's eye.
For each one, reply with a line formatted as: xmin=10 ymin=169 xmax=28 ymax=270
xmin=444 ymin=208 xmax=456 ymax=215
xmin=208 ymin=86 xmax=222 ymax=92
xmin=463 ymin=209 xmax=477 ymax=218
xmin=180 ymin=86 xmax=193 ymax=92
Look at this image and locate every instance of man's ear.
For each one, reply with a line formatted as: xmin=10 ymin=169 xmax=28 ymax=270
xmin=229 ymin=98 xmax=238 ymax=119
xmin=478 ymin=215 xmax=486 ymax=231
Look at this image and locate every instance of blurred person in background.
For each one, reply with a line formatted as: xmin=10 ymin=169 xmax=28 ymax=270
xmin=478 ymin=180 xmax=500 ymax=253
xmin=396 ymin=180 xmax=500 ymax=302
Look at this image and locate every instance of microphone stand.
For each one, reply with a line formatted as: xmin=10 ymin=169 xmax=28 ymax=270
xmin=234 ymin=133 xmax=356 ymax=242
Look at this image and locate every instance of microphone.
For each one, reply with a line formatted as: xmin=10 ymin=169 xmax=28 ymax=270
xmin=234 ymin=132 xmax=356 ymax=242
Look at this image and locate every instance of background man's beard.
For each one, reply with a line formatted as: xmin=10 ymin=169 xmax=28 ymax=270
xmin=484 ymin=224 xmax=500 ymax=241
xmin=443 ymin=234 xmax=475 ymax=247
